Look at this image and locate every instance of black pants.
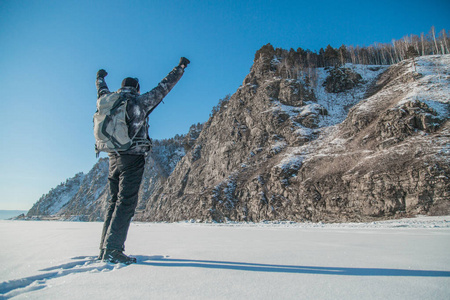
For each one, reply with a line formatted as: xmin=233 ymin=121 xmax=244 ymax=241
xmin=99 ymin=154 xmax=145 ymax=251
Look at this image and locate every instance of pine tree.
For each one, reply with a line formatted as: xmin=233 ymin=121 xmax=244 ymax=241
xmin=319 ymin=48 xmax=325 ymax=67
xmin=324 ymin=45 xmax=339 ymax=66
xmin=406 ymin=45 xmax=419 ymax=72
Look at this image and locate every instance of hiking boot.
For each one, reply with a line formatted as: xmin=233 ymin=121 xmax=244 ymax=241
xmin=103 ymin=249 xmax=137 ymax=265
xmin=97 ymin=249 xmax=105 ymax=260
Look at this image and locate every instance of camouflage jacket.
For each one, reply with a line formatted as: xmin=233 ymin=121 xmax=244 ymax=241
xmin=96 ymin=66 xmax=185 ymax=155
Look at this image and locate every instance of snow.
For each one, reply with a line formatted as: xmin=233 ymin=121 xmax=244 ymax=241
xmin=270 ymin=141 xmax=287 ymax=154
xmin=273 ymin=55 xmax=450 ymax=169
xmin=294 ymin=126 xmax=317 ymax=137
xmin=1 ymin=217 xmax=449 ymax=299
xmin=49 ymin=193 xmax=73 ymax=215
xmin=314 ymin=64 xmax=388 ymax=127
xmin=275 ymin=154 xmax=304 ymax=172
xmin=356 ymin=55 xmax=450 ymax=119
xmin=398 ymin=55 xmax=450 ymax=118
xmin=268 ymin=62 xmax=387 ymax=145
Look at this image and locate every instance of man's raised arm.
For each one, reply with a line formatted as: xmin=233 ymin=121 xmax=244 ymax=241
xmin=96 ymin=69 xmax=110 ymax=98
xmin=141 ymin=57 xmax=190 ymax=115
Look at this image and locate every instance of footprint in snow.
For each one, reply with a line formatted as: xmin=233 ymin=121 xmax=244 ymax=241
xmin=0 ymin=256 xmax=123 ymax=299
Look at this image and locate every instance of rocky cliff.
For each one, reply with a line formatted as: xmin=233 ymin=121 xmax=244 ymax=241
xmin=141 ymin=49 xmax=450 ymax=222
xmin=27 ymin=46 xmax=450 ymax=223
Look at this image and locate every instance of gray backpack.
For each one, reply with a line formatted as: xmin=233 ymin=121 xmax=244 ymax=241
xmin=93 ymin=93 xmax=134 ymax=156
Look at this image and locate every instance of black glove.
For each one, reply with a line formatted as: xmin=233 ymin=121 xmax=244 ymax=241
xmin=97 ymin=69 xmax=108 ymax=78
xmin=179 ymin=57 xmax=190 ymax=68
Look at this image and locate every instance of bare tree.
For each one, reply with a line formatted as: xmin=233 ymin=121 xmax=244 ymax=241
xmin=307 ymin=67 xmax=318 ymax=89
xmin=439 ymin=29 xmax=450 ymax=54
xmin=411 ymin=35 xmax=420 ymax=55
xmin=259 ymin=25 xmax=448 ymax=81
xmin=348 ymin=46 xmax=357 ymax=64
xmin=379 ymin=44 xmax=388 ymax=65
xmin=430 ymin=26 xmax=439 ymax=54
xmin=420 ymin=32 xmax=425 ymax=56
xmin=338 ymin=44 xmax=348 ymax=66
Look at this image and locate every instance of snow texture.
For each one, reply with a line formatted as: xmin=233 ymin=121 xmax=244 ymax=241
xmin=398 ymin=55 xmax=450 ymax=118
xmin=314 ymin=64 xmax=387 ymax=127
xmin=273 ymin=55 xmax=450 ymax=172
xmin=269 ymin=63 xmax=387 ymax=130
xmin=267 ymin=62 xmax=388 ymax=167
xmin=275 ymin=155 xmax=304 ymax=172
xmin=1 ymin=216 xmax=449 ymax=299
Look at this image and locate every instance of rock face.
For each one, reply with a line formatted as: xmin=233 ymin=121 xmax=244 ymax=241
xmin=323 ymin=66 xmax=363 ymax=93
xmin=142 ymin=52 xmax=450 ymax=222
xmin=27 ymin=47 xmax=450 ymax=223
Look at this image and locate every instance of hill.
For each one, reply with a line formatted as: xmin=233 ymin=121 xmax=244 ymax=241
xmin=26 ymin=49 xmax=450 ymax=222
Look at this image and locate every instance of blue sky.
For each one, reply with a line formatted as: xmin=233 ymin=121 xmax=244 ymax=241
xmin=0 ymin=0 xmax=449 ymax=210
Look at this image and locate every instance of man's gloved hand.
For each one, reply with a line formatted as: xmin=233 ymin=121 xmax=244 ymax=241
xmin=97 ymin=69 xmax=108 ymax=78
xmin=179 ymin=57 xmax=190 ymax=69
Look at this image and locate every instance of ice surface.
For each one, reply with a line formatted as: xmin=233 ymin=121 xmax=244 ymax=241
xmin=1 ymin=216 xmax=449 ymax=299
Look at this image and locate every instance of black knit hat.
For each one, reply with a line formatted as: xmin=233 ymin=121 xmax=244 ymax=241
xmin=121 ymin=77 xmax=140 ymax=92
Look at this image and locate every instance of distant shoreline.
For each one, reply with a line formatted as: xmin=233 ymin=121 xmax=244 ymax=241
xmin=0 ymin=210 xmax=28 ymax=220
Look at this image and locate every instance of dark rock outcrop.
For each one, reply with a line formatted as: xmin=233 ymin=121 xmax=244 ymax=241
xmin=323 ymin=67 xmax=363 ymax=93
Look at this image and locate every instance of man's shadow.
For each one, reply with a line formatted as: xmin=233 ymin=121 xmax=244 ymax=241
xmin=136 ymin=255 xmax=450 ymax=277
xmin=2 ymin=255 xmax=449 ymax=299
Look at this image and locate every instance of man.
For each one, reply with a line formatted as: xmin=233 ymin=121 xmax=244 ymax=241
xmin=96 ymin=57 xmax=190 ymax=264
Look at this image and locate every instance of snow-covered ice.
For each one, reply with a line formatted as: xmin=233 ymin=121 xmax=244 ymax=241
xmin=1 ymin=216 xmax=450 ymax=299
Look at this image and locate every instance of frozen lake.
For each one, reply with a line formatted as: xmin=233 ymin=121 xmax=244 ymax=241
xmin=1 ymin=216 xmax=450 ymax=299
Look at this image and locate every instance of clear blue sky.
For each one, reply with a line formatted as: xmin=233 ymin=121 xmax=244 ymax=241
xmin=0 ymin=0 xmax=449 ymax=210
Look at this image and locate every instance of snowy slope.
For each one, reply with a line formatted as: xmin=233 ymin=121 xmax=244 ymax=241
xmin=283 ymin=65 xmax=386 ymax=125
xmin=27 ymin=173 xmax=85 ymax=217
xmin=266 ymin=56 xmax=450 ymax=220
xmin=315 ymin=64 xmax=388 ymax=127
xmin=269 ymin=63 xmax=387 ymax=133
xmin=1 ymin=216 xmax=450 ymax=299
xmin=275 ymin=55 xmax=449 ymax=159
xmin=356 ymin=55 xmax=449 ymax=120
